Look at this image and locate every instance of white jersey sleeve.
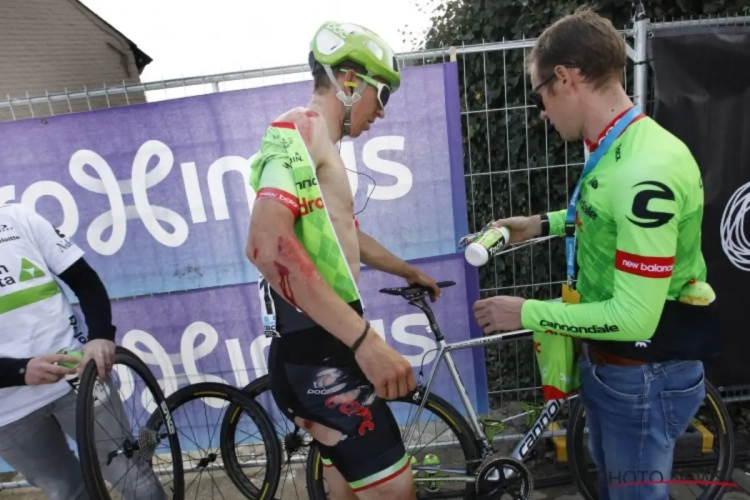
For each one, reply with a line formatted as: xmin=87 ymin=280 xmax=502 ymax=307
xmin=16 ymin=205 xmax=84 ymax=275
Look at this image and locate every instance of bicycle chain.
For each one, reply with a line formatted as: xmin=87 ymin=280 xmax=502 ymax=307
xmin=475 ymin=455 xmax=533 ymax=499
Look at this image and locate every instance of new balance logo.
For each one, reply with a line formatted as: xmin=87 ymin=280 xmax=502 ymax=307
xmin=615 ymin=250 xmax=674 ymax=278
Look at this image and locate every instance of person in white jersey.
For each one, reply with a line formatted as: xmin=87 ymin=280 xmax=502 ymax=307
xmin=0 ymin=203 xmax=165 ymax=499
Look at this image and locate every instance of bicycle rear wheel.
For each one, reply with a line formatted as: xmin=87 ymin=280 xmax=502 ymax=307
xmin=76 ymin=345 xmax=184 ymax=499
xmin=221 ymin=374 xmax=316 ymax=500
xmin=566 ymin=378 xmax=735 ymax=500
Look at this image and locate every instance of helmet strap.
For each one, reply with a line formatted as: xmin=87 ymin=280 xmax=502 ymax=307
xmin=323 ymin=65 xmax=366 ymax=137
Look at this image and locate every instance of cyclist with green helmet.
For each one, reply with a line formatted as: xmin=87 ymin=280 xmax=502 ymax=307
xmin=246 ymin=21 xmax=439 ymax=499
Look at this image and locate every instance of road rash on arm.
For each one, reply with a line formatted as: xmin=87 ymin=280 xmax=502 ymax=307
xmin=246 ymin=110 xmax=366 ymax=347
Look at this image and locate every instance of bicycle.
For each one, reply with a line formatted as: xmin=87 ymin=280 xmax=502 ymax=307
xmin=284 ymin=280 xmax=733 ymax=499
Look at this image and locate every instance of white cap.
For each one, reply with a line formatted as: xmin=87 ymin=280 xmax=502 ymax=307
xmin=465 ymin=243 xmax=489 ymax=267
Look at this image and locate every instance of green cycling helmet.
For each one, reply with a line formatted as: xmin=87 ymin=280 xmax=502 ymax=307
xmin=310 ymin=21 xmax=401 ymax=93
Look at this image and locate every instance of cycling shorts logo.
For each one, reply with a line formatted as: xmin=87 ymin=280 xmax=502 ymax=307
xmin=540 ymin=320 xmax=620 ymax=334
xmin=300 ymin=196 xmax=324 ymax=216
xmin=307 ymin=382 xmax=347 ymax=395
xmin=314 ymin=368 xmax=342 ymax=389
xmin=325 ymin=387 xmax=376 ymax=436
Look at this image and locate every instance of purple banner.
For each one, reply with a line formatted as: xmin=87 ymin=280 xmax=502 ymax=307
xmin=0 ymin=63 xmax=464 ymax=300
xmin=0 ymin=62 xmax=487 ymax=471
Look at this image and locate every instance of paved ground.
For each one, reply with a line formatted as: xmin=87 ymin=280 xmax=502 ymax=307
xmin=2 ymin=465 xmax=750 ymax=499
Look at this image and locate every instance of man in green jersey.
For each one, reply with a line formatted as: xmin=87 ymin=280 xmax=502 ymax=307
xmin=473 ymin=7 xmax=719 ymax=499
xmin=247 ymin=21 xmax=440 ymax=500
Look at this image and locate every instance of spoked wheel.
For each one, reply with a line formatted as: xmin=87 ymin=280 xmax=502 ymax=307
xmin=76 ymin=345 xmax=184 ymax=500
xmin=566 ymin=378 xmax=735 ymax=500
xmin=221 ymin=375 xmax=317 ymax=500
xmin=146 ymin=382 xmax=282 ymax=499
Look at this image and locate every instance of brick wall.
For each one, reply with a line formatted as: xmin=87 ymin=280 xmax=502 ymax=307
xmin=0 ymin=0 xmax=149 ymax=121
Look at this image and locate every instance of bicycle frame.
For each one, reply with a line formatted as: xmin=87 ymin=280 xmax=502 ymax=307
xmin=401 ymin=293 xmax=574 ymax=467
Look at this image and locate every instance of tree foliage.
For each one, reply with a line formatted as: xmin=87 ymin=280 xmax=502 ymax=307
xmin=403 ymin=0 xmax=750 ymax=407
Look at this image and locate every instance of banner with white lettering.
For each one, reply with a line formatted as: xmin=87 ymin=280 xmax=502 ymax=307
xmin=0 ymin=63 xmax=464 ymax=300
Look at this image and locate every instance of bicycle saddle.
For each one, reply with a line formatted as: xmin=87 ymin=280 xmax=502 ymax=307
xmin=378 ymin=280 xmax=456 ymax=299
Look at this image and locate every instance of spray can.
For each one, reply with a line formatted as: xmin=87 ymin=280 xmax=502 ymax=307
xmin=57 ymin=348 xmax=108 ymax=406
xmin=464 ymin=226 xmax=510 ymax=267
xmin=57 ymin=348 xmax=83 ymax=391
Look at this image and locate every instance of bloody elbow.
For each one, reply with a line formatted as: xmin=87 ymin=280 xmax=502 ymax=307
xmin=246 ymin=226 xmax=275 ymax=267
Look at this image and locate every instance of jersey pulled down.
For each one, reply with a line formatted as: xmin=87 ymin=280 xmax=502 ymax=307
xmin=249 ymin=122 xmax=363 ymax=334
xmin=521 ymin=114 xmax=715 ymax=361
xmin=0 ymin=204 xmax=86 ymax=427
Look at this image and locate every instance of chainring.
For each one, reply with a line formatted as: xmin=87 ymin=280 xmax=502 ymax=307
xmin=475 ymin=456 xmax=533 ymax=499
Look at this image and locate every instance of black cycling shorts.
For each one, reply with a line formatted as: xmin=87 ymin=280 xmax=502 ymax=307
xmin=267 ymin=318 xmax=409 ymax=493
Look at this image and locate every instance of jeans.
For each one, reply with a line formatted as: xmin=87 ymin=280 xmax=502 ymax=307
xmin=0 ymin=381 xmax=167 ymax=500
xmin=579 ymin=349 xmax=705 ymax=500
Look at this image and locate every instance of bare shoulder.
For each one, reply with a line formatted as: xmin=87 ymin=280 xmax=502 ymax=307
xmin=272 ymin=107 xmax=331 ymax=168
xmin=273 ymin=107 xmax=328 ymax=146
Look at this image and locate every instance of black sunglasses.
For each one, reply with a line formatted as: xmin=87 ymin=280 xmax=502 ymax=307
xmin=528 ymin=64 xmax=578 ymax=112
xmin=528 ymin=73 xmax=557 ymax=112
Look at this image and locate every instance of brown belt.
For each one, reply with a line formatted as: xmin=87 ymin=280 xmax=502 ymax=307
xmin=585 ymin=344 xmax=648 ymax=367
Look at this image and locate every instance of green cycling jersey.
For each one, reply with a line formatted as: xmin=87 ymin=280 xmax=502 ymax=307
xmin=249 ymin=121 xmax=361 ymax=306
xmin=521 ymin=114 xmax=707 ymax=342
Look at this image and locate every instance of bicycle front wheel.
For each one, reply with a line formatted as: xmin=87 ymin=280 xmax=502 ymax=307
xmin=76 ymin=345 xmax=184 ymax=500
xmin=566 ymin=378 xmax=735 ymax=500
xmin=305 ymin=390 xmax=483 ymax=500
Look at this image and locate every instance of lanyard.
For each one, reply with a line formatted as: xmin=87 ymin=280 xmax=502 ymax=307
xmin=565 ymin=106 xmax=642 ymax=287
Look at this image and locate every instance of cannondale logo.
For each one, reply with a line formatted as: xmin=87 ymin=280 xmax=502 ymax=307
xmin=69 ymin=140 xmax=189 ymax=256
xmin=720 ymin=181 xmax=750 ymax=271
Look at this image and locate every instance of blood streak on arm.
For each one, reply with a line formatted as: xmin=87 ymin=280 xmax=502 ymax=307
xmin=274 ymin=261 xmax=300 ymax=310
xmin=271 ymin=234 xmax=319 ymax=315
